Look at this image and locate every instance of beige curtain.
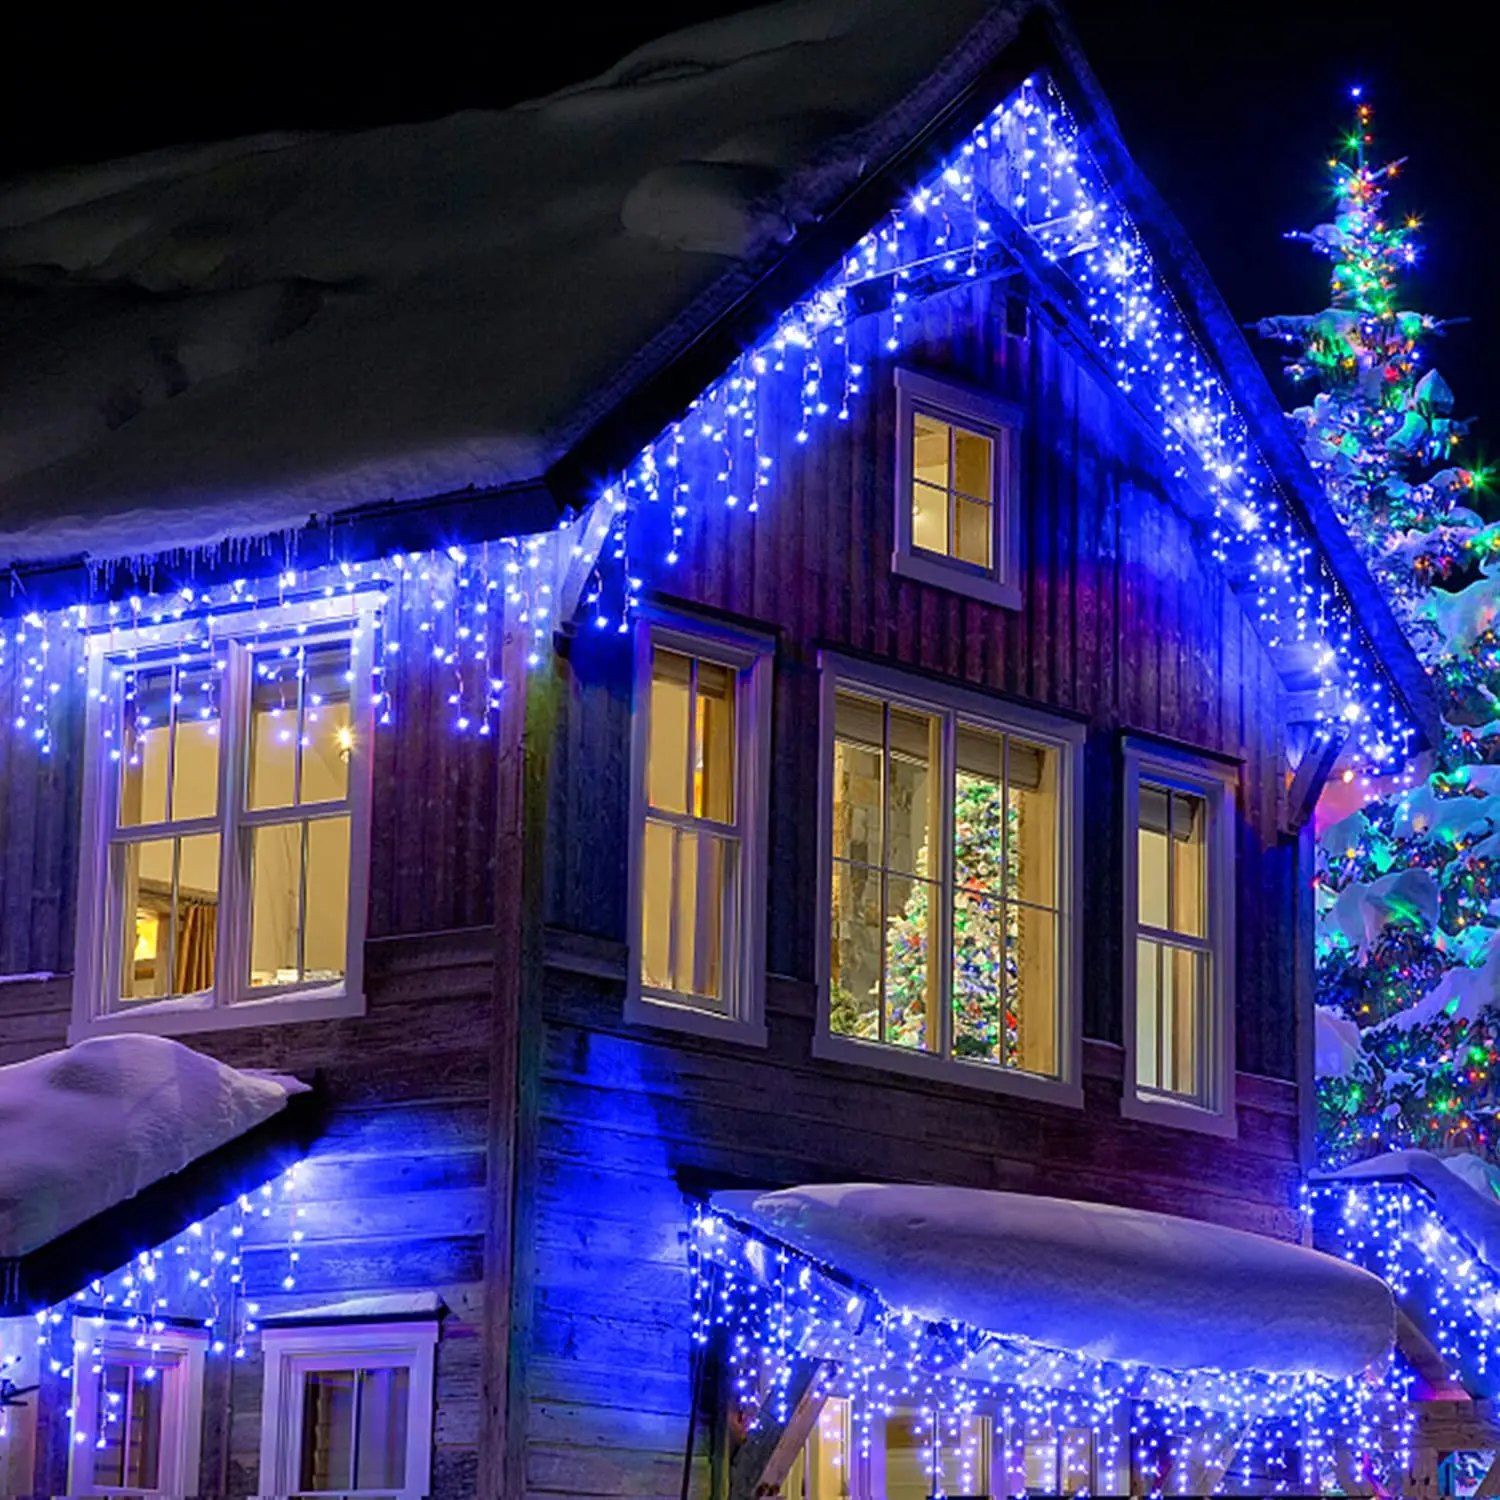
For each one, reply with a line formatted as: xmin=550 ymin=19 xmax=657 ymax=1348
xmin=175 ymin=898 xmax=217 ymax=995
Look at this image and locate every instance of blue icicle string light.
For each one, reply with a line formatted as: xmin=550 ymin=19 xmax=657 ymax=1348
xmin=691 ymin=1206 xmax=1414 ymax=1495
xmin=1 ymin=80 xmax=1414 ymax=768
xmin=1308 ymin=1176 xmax=1500 ymax=1390
xmin=589 ymin=75 xmax=1412 ymax=769
xmin=3 ymin=536 xmax=558 ymax=751
xmin=19 ymin=1167 xmax=304 ymax=1462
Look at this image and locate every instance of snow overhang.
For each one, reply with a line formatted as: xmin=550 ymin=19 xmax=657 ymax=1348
xmin=0 ymin=1035 xmax=319 ymax=1313
xmin=712 ymin=1182 xmax=1395 ymax=1380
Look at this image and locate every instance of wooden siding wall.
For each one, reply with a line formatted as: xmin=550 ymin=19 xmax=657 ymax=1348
xmin=528 ymin=279 xmax=1304 ymax=1498
xmin=0 ymin=929 xmax=493 ymax=1500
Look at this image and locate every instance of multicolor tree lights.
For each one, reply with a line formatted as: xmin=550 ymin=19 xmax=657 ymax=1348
xmin=1288 ymin=97 xmax=1500 ymax=1167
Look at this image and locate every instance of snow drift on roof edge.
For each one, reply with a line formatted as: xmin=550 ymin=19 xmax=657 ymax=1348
xmin=713 ymin=1182 xmax=1394 ymax=1379
xmin=0 ymin=1034 xmax=305 ymax=1260
xmin=0 ymin=0 xmax=1023 ymax=567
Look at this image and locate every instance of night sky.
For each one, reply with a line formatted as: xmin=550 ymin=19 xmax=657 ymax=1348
xmin=5 ymin=1 xmax=1493 ymax=465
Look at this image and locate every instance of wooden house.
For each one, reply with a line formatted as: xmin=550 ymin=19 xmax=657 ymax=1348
xmin=0 ymin=1 xmax=1446 ymax=1497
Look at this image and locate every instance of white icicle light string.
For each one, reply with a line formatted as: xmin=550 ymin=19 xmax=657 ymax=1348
xmin=588 ymin=74 xmax=1410 ymax=769
xmin=691 ymin=1205 xmax=1414 ymax=1494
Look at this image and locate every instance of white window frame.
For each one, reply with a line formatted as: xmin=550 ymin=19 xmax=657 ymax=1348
xmin=67 ymin=1318 xmax=207 ymax=1499
xmin=256 ymin=1319 xmax=437 ymax=1500
xmin=70 ymin=594 xmax=377 ymax=1040
xmin=814 ymin=653 xmax=1084 ymax=1105
xmin=626 ymin=612 xmax=774 ymax=1046
xmin=892 ymin=367 xmax=1024 ymax=609
xmin=1121 ymin=736 xmax=1238 ymax=1137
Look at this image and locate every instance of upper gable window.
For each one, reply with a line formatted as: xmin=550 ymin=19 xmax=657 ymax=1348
xmin=893 ymin=369 xmax=1022 ymax=608
xmin=1122 ymin=738 xmax=1237 ymax=1137
xmin=627 ymin=615 xmax=773 ymax=1045
xmin=71 ymin=598 xmax=375 ymax=1039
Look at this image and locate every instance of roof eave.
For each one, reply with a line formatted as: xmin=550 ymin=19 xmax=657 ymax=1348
xmin=1037 ymin=7 xmax=1443 ymax=752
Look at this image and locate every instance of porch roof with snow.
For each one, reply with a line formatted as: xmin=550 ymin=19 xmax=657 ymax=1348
xmin=0 ymin=1035 xmax=317 ymax=1313
xmin=0 ymin=0 xmax=1439 ymax=745
xmin=712 ymin=1182 xmax=1396 ymax=1379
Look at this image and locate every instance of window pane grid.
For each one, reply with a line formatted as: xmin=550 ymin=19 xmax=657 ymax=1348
xmin=832 ymin=688 xmax=1063 ymax=1080
xmin=1134 ymin=777 xmax=1214 ymax=1106
xmin=908 ymin=406 xmax=998 ymax=573
xmin=98 ymin=621 xmax=361 ymax=1017
xmin=640 ymin=643 xmax=744 ymax=1014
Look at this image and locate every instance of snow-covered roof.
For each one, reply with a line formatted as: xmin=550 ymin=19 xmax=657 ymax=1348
xmin=0 ymin=1034 xmax=306 ymax=1259
xmin=712 ymin=1182 xmax=1395 ymax=1379
xmin=0 ymin=0 xmax=1032 ymax=566
xmin=1321 ymin=1148 xmax=1500 ymax=1273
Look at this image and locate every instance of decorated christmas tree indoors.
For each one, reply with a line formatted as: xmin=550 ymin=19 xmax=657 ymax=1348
xmin=1259 ymin=93 xmax=1500 ymax=1166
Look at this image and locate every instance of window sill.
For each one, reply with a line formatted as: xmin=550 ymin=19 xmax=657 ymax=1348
xmin=625 ymin=991 xmax=768 ymax=1048
xmin=892 ymin=547 xmax=1022 ymax=609
xmin=813 ymin=1030 xmax=1083 ymax=1108
xmin=1120 ymin=1085 xmax=1238 ymax=1139
xmin=69 ymin=986 xmax=365 ymax=1043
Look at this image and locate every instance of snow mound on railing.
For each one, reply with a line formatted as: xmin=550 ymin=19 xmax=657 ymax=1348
xmin=0 ymin=1034 xmax=305 ymax=1259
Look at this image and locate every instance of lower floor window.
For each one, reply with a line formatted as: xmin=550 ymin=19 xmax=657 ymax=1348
xmin=783 ymin=1399 xmax=1099 ymax=1499
xmin=258 ymin=1320 xmax=436 ymax=1500
xmin=68 ymin=1320 xmax=206 ymax=1498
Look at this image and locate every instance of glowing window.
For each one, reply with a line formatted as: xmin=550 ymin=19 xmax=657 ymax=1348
xmin=74 ymin=600 xmax=375 ymax=1037
xmin=630 ymin=620 xmax=772 ymax=1041
xmin=894 ymin=370 xmax=1022 ymax=608
xmin=1125 ymin=740 xmax=1236 ymax=1130
xmin=67 ymin=1322 xmax=206 ymax=1499
xmin=258 ymin=1321 xmax=436 ymax=1500
xmin=821 ymin=658 xmax=1082 ymax=1101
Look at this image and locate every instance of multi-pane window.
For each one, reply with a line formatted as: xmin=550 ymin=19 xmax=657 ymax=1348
xmin=75 ymin=605 xmax=372 ymax=1034
xmin=258 ymin=1321 xmax=436 ymax=1500
xmin=630 ymin=621 xmax=771 ymax=1040
xmin=1135 ymin=782 xmax=1208 ymax=1101
xmin=911 ymin=410 xmax=998 ymax=570
xmin=781 ymin=1401 xmax=1104 ymax=1498
xmin=894 ymin=370 xmax=1022 ymax=609
xmin=68 ymin=1324 xmax=205 ymax=1498
xmin=640 ymin=648 xmax=738 ymax=1009
xmin=823 ymin=666 xmax=1078 ymax=1093
xmin=1125 ymin=741 xmax=1234 ymax=1128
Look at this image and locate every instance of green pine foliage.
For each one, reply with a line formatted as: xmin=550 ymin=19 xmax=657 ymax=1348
xmin=1262 ymin=99 xmax=1500 ymax=1166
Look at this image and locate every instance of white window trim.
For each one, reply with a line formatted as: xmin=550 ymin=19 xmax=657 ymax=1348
xmin=255 ymin=1319 xmax=437 ymax=1500
xmin=892 ymin=367 xmax=1024 ymax=609
xmin=70 ymin=594 xmax=377 ymax=1041
xmin=67 ymin=1318 xmax=207 ymax=1499
xmin=625 ymin=612 xmax=773 ymax=1046
xmin=1121 ymin=736 xmax=1238 ymax=1138
xmin=813 ymin=652 xmax=1084 ymax=1106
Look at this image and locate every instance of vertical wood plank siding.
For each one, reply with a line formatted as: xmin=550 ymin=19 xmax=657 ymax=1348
xmin=528 ymin=285 xmax=1303 ymax=1498
xmin=0 ymin=930 xmax=494 ymax=1500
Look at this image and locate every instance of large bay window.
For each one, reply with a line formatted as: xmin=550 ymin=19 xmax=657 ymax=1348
xmin=72 ymin=600 xmax=374 ymax=1037
xmin=627 ymin=616 xmax=773 ymax=1043
xmin=816 ymin=656 xmax=1082 ymax=1102
xmin=1123 ymin=738 xmax=1236 ymax=1134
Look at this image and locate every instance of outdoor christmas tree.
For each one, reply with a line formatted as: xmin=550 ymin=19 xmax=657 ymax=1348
xmin=1259 ymin=94 xmax=1500 ymax=1166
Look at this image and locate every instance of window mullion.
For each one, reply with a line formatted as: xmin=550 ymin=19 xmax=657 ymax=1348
xmin=216 ymin=643 xmax=251 ymax=1007
xmin=937 ymin=711 xmax=957 ymax=1062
